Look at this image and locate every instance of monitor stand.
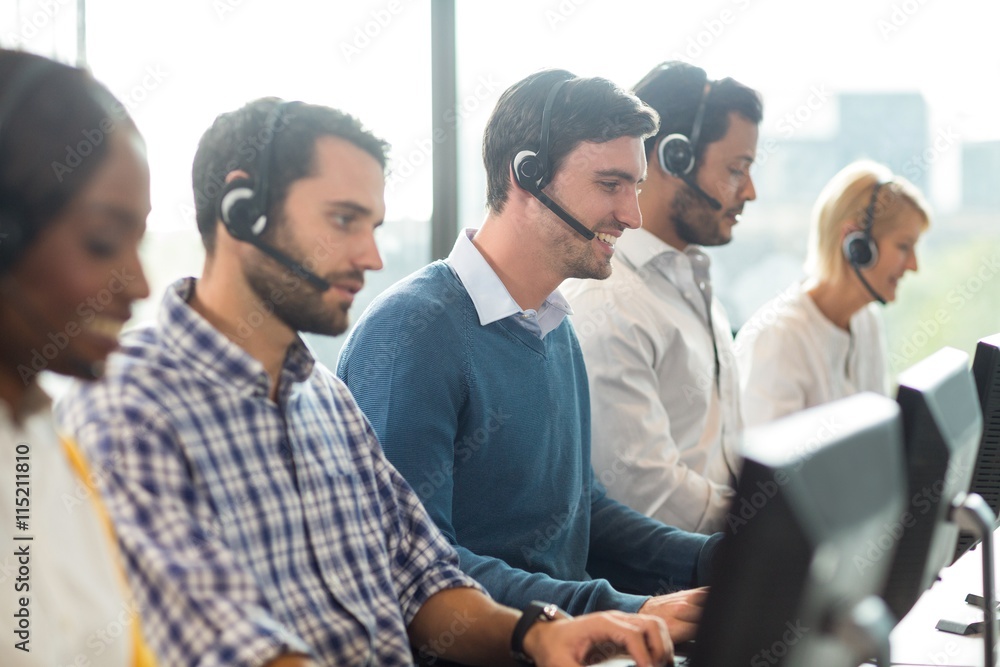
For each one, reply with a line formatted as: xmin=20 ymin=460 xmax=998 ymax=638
xmin=934 ymin=492 xmax=998 ymax=667
xmin=835 ymin=596 xmax=894 ymax=666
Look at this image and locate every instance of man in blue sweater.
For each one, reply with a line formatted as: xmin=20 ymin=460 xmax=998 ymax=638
xmin=337 ymin=70 xmax=722 ymax=643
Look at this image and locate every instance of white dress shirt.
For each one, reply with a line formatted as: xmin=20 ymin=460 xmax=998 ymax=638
xmin=447 ymin=228 xmax=572 ymax=339
xmin=734 ymin=281 xmax=890 ymax=428
xmin=562 ymin=227 xmax=741 ymax=534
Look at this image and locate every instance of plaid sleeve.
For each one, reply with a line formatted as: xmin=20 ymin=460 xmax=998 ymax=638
xmin=376 ymin=436 xmax=486 ymax=624
xmin=337 ymin=384 xmax=484 ymax=625
xmin=70 ymin=407 xmax=314 ymax=667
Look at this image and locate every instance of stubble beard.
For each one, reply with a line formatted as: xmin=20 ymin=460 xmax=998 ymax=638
xmin=244 ymin=258 xmax=348 ymax=337
xmin=671 ymin=183 xmax=730 ymax=248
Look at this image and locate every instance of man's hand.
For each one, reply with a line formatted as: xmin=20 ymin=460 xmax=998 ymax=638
xmin=637 ymin=587 xmax=709 ymax=644
xmin=522 ymin=611 xmax=671 ymax=667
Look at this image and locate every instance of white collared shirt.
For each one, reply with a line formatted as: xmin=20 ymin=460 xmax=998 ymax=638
xmin=734 ymin=281 xmax=890 ymax=427
xmin=562 ymin=227 xmax=741 ymax=534
xmin=446 ymin=228 xmax=572 ymax=339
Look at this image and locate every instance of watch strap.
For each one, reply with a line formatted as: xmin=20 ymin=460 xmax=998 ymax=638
xmin=511 ymin=600 xmax=559 ymax=664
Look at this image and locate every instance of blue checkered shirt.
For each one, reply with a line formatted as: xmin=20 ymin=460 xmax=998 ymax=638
xmin=56 ymin=278 xmax=480 ymax=667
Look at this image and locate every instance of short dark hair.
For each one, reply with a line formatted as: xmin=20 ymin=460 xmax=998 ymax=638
xmin=634 ymin=61 xmax=762 ymax=164
xmin=482 ymin=69 xmax=659 ymax=213
xmin=191 ymin=97 xmax=390 ymax=252
xmin=0 ymin=49 xmax=138 ymax=272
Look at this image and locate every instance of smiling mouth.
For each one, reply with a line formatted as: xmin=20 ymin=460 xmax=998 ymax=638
xmin=88 ymin=316 xmax=127 ymax=340
xmin=595 ymin=232 xmax=618 ymax=247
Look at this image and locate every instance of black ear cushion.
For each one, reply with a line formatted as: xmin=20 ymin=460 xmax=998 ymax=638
xmin=219 ymin=177 xmax=263 ymax=240
xmin=658 ymin=134 xmax=695 ymax=177
xmin=843 ymin=231 xmax=879 ymax=270
xmin=512 ymin=150 xmax=543 ymax=190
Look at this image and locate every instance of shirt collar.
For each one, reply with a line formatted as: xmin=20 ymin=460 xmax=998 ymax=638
xmin=616 ymin=227 xmax=712 ymax=271
xmin=157 ymin=278 xmax=316 ymax=394
xmin=445 ymin=228 xmax=572 ymax=331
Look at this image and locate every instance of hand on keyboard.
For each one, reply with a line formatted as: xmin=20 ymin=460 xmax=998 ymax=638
xmin=637 ymin=587 xmax=709 ymax=644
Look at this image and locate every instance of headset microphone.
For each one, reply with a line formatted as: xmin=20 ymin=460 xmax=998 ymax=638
xmin=681 ymin=175 xmax=722 ymax=211
xmin=851 ymin=261 xmax=886 ymax=306
xmin=218 ymin=101 xmax=332 ymax=292
xmin=511 ymin=78 xmax=596 ymax=242
xmin=842 ymin=179 xmax=887 ymax=305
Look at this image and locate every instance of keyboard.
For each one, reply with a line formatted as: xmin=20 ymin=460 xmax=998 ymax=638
xmin=588 ymin=654 xmax=690 ymax=666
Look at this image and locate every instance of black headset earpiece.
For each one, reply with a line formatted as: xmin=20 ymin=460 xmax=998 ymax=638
xmin=219 ymin=101 xmax=291 ymax=241
xmin=512 ymin=78 xmax=566 ymax=192
xmin=843 ymin=180 xmax=885 ymax=271
xmin=214 ymin=101 xmax=331 ymax=292
xmin=657 ymin=70 xmax=711 ymax=178
xmin=509 ymin=77 xmax=595 ymax=242
xmin=218 ymin=177 xmax=261 ymax=240
xmin=651 ymin=68 xmax=722 ymax=211
xmin=843 ymin=178 xmax=888 ymax=305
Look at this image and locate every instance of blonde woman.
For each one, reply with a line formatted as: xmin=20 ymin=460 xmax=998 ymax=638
xmin=735 ymin=160 xmax=930 ymax=427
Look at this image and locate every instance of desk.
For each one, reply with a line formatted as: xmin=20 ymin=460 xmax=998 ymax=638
xmin=887 ymin=532 xmax=1000 ymax=666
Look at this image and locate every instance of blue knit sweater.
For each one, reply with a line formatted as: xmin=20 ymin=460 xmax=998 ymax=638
xmin=337 ymin=261 xmax=718 ymax=614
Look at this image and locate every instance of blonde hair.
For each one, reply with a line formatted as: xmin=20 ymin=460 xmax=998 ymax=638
xmin=805 ymin=159 xmax=932 ymax=283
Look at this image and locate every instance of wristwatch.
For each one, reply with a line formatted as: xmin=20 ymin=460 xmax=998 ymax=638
xmin=511 ymin=600 xmax=561 ymax=664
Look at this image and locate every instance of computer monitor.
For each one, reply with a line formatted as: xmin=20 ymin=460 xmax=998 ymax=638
xmin=689 ymin=392 xmax=906 ymax=667
xmin=881 ymin=346 xmax=983 ymax=623
xmin=956 ymin=333 xmax=1000 ymax=558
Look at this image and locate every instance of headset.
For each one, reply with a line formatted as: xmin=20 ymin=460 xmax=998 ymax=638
xmin=0 ymin=57 xmax=62 ymax=273
xmin=842 ymin=179 xmax=888 ymax=305
xmin=218 ymin=101 xmax=331 ymax=291
xmin=511 ymin=77 xmax=596 ymax=241
xmin=653 ymin=68 xmax=722 ymax=211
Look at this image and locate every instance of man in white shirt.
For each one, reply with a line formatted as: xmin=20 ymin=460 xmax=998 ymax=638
xmin=563 ymin=61 xmax=762 ymax=534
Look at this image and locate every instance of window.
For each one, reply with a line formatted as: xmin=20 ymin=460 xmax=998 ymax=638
xmin=5 ymin=0 xmax=998 ymax=376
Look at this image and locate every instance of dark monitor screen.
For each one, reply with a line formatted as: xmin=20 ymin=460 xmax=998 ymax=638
xmin=689 ymin=393 xmax=905 ymax=667
xmin=956 ymin=333 xmax=1000 ymax=558
xmin=882 ymin=346 xmax=982 ymax=623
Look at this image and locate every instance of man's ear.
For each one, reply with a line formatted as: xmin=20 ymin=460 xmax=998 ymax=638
xmin=225 ymin=169 xmax=251 ymax=185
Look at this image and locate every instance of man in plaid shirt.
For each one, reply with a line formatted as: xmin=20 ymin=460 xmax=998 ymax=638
xmin=56 ymin=98 xmax=672 ymax=666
